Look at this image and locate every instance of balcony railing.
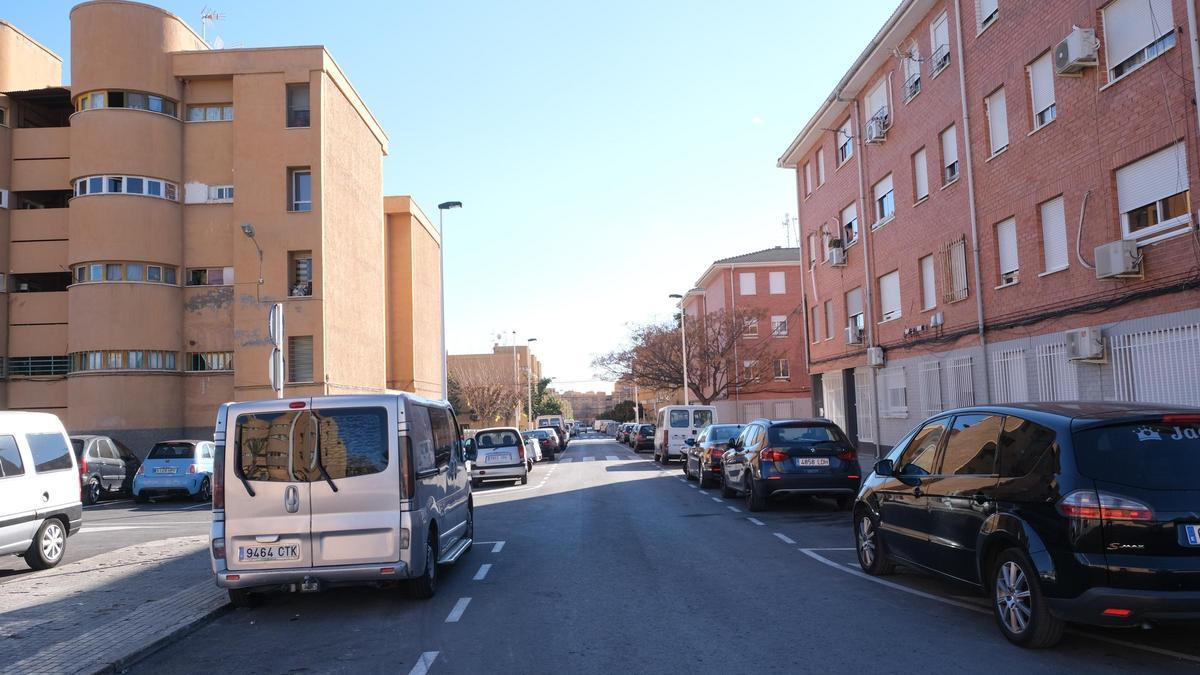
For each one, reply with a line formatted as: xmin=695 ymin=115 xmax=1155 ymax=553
xmin=932 ymin=44 xmax=950 ymax=74
xmin=904 ymin=73 xmax=921 ymax=101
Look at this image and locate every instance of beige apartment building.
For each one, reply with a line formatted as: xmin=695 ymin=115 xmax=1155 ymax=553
xmin=0 ymin=1 xmax=441 ymax=451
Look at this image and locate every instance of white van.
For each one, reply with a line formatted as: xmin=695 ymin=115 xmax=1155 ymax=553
xmin=211 ymin=394 xmax=474 ymax=605
xmin=0 ymin=412 xmax=83 ymax=570
xmin=654 ymin=405 xmax=717 ymax=464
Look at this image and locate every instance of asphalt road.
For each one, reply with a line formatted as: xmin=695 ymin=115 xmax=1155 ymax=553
xmin=0 ymin=496 xmax=212 ymax=581
xmin=130 ymin=434 xmax=1200 ymax=674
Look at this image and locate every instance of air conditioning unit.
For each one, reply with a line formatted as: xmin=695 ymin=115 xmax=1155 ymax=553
xmin=866 ymin=346 xmax=885 ymax=367
xmin=829 ymin=246 xmax=847 ymax=266
xmin=845 ymin=324 xmax=863 ymax=345
xmin=864 ymin=114 xmax=890 ymax=144
xmin=1054 ymin=27 xmax=1098 ymax=75
xmin=1065 ymin=327 xmax=1105 ymax=361
xmin=1094 ymin=239 xmax=1141 ymax=279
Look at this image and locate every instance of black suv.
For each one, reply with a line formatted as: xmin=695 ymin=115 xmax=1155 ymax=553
xmin=853 ymin=402 xmax=1200 ymax=648
xmin=721 ymin=418 xmax=861 ymax=511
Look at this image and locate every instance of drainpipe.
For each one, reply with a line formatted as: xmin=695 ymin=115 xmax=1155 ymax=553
xmin=952 ymin=0 xmax=991 ymax=401
xmin=1187 ymin=1 xmax=1200 ymax=151
xmin=850 ymin=98 xmax=883 ymax=453
xmin=796 ymin=186 xmax=815 ymax=402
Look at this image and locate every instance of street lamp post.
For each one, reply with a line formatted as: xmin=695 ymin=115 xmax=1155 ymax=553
xmin=437 ymin=201 xmax=462 ymax=400
xmin=669 ymin=293 xmax=690 ymax=405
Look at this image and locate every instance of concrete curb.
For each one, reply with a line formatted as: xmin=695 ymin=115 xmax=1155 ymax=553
xmin=95 ymin=598 xmax=232 ymax=675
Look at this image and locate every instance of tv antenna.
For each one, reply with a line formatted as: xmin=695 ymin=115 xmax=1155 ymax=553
xmin=782 ymin=213 xmax=797 ymax=247
xmin=200 ymin=7 xmax=225 ymax=45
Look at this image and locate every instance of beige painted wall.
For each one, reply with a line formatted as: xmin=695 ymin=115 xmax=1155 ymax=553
xmin=68 ymin=195 xmax=181 ymax=265
xmin=11 ymin=208 xmax=68 ymax=242
xmin=0 ymin=21 xmax=62 ymax=91
xmin=69 ymin=373 xmax=181 ymax=431
xmin=70 ymin=110 xmax=182 ymax=182
xmin=384 ymin=196 xmax=443 ymax=398
xmin=9 ymin=240 xmax=67 ymax=274
xmin=7 ymin=379 xmax=68 ymax=415
xmin=68 ymin=283 xmax=182 ymax=352
xmin=12 ymin=127 xmax=69 ymax=160
xmin=11 ymin=157 xmax=69 ymax=192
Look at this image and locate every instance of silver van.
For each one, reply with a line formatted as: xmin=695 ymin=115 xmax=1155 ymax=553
xmin=210 ymin=394 xmax=474 ymax=605
xmin=0 ymin=412 xmax=83 ymax=570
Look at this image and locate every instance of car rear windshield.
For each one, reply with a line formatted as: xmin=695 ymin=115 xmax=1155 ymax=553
xmin=709 ymin=426 xmax=743 ymax=442
xmin=71 ymin=439 xmax=85 ymax=459
xmin=1074 ymin=419 xmax=1200 ymax=491
xmin=477 ymin=430 xmax=520 ymax=448
xmin=768 ymin=424 xmax=841 ymax=445
xmin=149 ymin=443 xmax=195 ymax=460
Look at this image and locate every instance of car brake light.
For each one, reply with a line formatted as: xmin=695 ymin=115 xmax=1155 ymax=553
xmin=1102 ymin=608 xmax=1133 ymax=617
xmin=516 ymin=439 xmax=526 ymax=460
xmin=212 ymin=538 xmax=226 ymax=560
xmin=136 ymin=464 xmax=145 ymax=475
xmin=289 ymin=401 xmax=306 ymax=409
xmin=1057 ymin=490 xmax=1154 ymax=521
xmin=1163 ymin=414 xmax=1200 ymax=424
xmin=709 ymin=448 xmax=723 ymax=458
xmin=760 ymin=448 xmax=789 ymax=462
xmin=837 ymin=448 xmax=857 ymax=461
xmin=188 ymin=464 xmax=198 ymax=474
xmin=80 ymin=457 xmax=88 ymax=474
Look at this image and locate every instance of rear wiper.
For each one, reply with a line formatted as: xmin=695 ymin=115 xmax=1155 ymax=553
xmin=310 ymin=415 xmax=338 ymax=493
xmin=239 ymin=473 xmax=257 ymax=497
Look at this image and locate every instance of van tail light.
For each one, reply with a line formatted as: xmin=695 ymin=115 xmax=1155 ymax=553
xmin=187 ymin=464 xmax=198 ymax=474
xmin=402 ymin=437 xmax=414 ymax=498
xmin=837 ymin=448 xmax=857 ymax=461
xmin=213 ymin=445 xmax=225 ymax=510
xmin=211 ymin=538 xmax=226 ymax=560
xmin=760 ymin=448 xmax=790 ymax=462
xmin=1057 ymin=490 xmax=1154 ymax=521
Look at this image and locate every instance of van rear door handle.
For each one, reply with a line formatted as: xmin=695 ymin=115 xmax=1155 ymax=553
xmin=42 ymin=492 xmax=50 ymax=502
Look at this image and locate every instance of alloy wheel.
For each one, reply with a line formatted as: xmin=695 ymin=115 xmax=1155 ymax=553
xmin=995 ymin=561 xmax=1032 ymax=635
xmin=87 ymin=479 xmax=101 ymax=505
xmin=41 ymin=521 xmax=65 ymax=562
xmin=856 ymin=517 xmax=876 ymax=568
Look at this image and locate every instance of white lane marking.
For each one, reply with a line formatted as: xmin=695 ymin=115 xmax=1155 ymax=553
xmin=773 ymin=533 xmax=796 ymax=545
xmin=710 ymin=497 xmax=722 ymax=503
xmin=688 ymin=485 xmax=698 ymax=489
xmin=77 ymin=525 xmax=193 ymax=533
xmin=182 ymin=503 xmax=213 ymax=511
xmin=473 ymin=564 xmax=492 ymax=581
xmin=677 ymin=478 xmax=687 ymax=483
xmin=582 ymin=457 xmax=595 ymax=463
xmin=747 ymin=517 xmax=764 ymax=526
xmin=805 ymin=547 xmax=855 ymax=551
xmin=605 ymin=456 xmax=618 ymax=461
xmin=445 ymin=597 xmax=471 ymax=623
xmin=727 ymin=506 xmax=742 ymax=513
xmin=82 ymin=499 xmax=134 ymax=509
xmin=492 ymin=541 xmax=505 ymax=553
xmin=408 ymin=651 xmax=439 ymax=675
xmin=559 ymin=458 xmax=573 ymax=463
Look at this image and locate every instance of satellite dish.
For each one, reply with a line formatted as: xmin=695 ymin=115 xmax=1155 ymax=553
xmin=213 ymin=35 xmax=225 ymax=49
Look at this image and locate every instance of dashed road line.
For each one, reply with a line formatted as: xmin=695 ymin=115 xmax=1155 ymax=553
xmin=605 ymin=455 xmax=619 ymax=461
xmin=688 ymin=484 xmax=698 ymax=489
xmin=773 ymin=533 xmax=796 ymax=545
xmin=710 ymin=497 xmax=722 ymax=503
xmin=727 ymin=506 xmax=742 ymax=513
xmin=492 ymin=541 xmax=505 ymax=553
xmin=408 ymin=651 xmax=439 ymax=675
xmin=473 ymin=563 xmax=492 ymax=581
xmin=582 ymin=457 xmax=595 ymax=462
xmin=747 ymin=517 xmax=764 ymax=526
xmin=445 ymin=597 xmax=471 ymax=623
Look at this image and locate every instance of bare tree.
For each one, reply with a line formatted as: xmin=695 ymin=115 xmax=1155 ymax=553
xmin=449 ymin=361 xmax=524 ymax=426
xmin=593 ymin=308 xmax=790 ymax=405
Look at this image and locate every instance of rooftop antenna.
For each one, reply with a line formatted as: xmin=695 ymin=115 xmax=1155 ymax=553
xmin=782 ymin=213 xmax=797 ymax=248
xmin=200 ymin=7 xmax=225 ymax=45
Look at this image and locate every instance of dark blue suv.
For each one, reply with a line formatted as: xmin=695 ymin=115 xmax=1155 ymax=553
xmin=853 ymin=402 xmax=1200 ymax=648
xmin=721 ymin=418 xmax=861 ymax=511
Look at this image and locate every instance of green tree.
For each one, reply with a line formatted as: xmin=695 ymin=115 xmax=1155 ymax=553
xmin=603 ymin=400 xmax=645 ymax=423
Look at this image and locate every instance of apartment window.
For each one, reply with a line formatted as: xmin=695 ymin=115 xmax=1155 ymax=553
xmin=822 ymin=232 xmax=832 ymax=261
xmin=71 ymin=350 xmax=176 ymax=372
xmin=873 ymin=174 xmax=895 ymax=225
xmin=807 ymin=233 xmax=817 ymax=265
xmin=8 ymin=356 xmax=70 ymax=376
xmin=985 ymin=88 xmax=1009 ymax=155
xmin=289 ymin=169 xmax=312 ymax=212
xmin=1040 ymin=196 xmax=1069 ymax=273
xmin=866 ymin=79 xmax=889 ymax=128
xmin=804 ymin=162 xmax=813 ymax=196
xmin=744 ymin=317 xmax=759 ymax=338
xmin=837 ymin=120 xmax=853 ymax=164
xmin=941 ymin=126 xmax=959 ymax=183
xmin=187 ymin=104 xmax=233 ymax=122
xmin=743 ymin=360 xmax=758 ymax=382
xmin=774 ymin=359 xmax=791 ymax=381
xmin=74 ymin=90 xmax=178 ymax=117
xmin=817 ymin=149 xmax=826 ymax=185
xmin=1103 ymin=0 xmax=1175 ymax=82
xmin=919 ymin=255 xmax=937 ymax=310
xmin=976 ymin=0 xmax=998 ymax=31
xmin=0 ymin=189 xmax=7 ymax=209
xmin=824 ymin=300 xmax=834 ymax=340
xmin=881 ymin=366 xmax=908 ymax=418
xmin=846 ymin=287 xmax=864 ymax=334
xmin=73 ymin=175 xmax=178 ymax=202
xmin=188 ymin=351 xmax=234 ymax=372
xmin=739 ymin=272 xmax=756 ymax=295
xmin=289 ymin=251 xmax=314 ymax=297
xmin=939 ymin=236 xmax=970 ymax=303
xmin=286 ymin=84 xmax=311 ymax=128
xmin=841 ymin=203 xmax=858 ymax=245
xmin=0 ymin=107 xmax=6 ymax=126
xmin=288 ymin=336 xmax=314 ymax=382
xmin=903 ymin=45 xmax=922 ymax=101
xmin=11 ymin=273 xmax=71 ymax=293
xmin=996 ymin=217 xmax=1019 ymax=285
xmin=106 ymin=263 xmax=122 ymax=281
xmin=879 ymin=270 xmax=901 ymax=321
xmin=771 ymin=315 xmax=788 ymax=337
xmin=811 ymin=306 xmax=822 ymax=343
xmin=768 ymin=271 xmax=786 ymax=295
xmin=1029 ymin=52 xmax=1056 ymax=129
xmin=931 ymin=12 xmax=951 ymax=75
xmin=913 ymin=147 xmax=929 ymax=201
xmin=187 ymin=267 xmax=234 ymax=286
xmin=209 ymin=186 xmax=234 ymax=202
xmin=1116 ymin=142 xmax=1191 ymax=242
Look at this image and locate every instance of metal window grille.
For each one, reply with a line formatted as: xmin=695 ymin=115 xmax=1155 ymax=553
xmin=938 ymin=236 xmax=969 ymax=303
xmin=8 ymin=356 xmax=70 ymax=376
xmin=188 ymin=351 xmax=234 ymax=372
xmin=946 ymin=356 xmax=975 ymax=407
xmin=853 ymin=370 xmax=875 ymax=442
xmin=919 ymin=361 xmax=943 ymax=416
xmin=822 ymin=372 xmax=847 ymax=432
xmin=990 ymin=348 xmax=1029 ymax=404
xmin=1111 ymin=324 xmax=1200 ymax=406
xmin=1034 ymin=343 xmax=1078 ymax=401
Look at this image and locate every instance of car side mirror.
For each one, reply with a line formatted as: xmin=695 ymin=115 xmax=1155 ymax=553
xmin=873 ymin=458 xmax=894 ymax=476
xmin=684 ymin=438 xmax=696 ymax=447
xmin=463 ymin=438 xmax=477 ymax=462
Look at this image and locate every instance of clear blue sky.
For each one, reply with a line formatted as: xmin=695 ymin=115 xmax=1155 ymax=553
xmin=7 ymin=0 xmax=898 ymax=394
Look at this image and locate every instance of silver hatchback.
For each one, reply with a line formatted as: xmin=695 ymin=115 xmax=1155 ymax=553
xmin=468 ymin=427 xmax=528 ymax=487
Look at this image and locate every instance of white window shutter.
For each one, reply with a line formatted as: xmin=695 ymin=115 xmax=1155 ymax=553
xmin=941 ymin=126 xmax=958 ymax=166
xmin=996 ymin=218 xmax=1019 ymax=275
xmin=846 ymin=287 xmax=863 ymax=318
xmin=841 ymin=202 xmax=857 ymax=226
xmin=1116 ymin=142 xmax=1189 ymax=213
xmin=978 ymin=0 xmax=998 ymax=23
xmin=1030 ymin=53 xmax=1055 ymax=115
xmin=1104 ymin=0 xmax=1174 ymax=70
xmin=933 ymin=14 xmax=949 ymax=50
xmin=986 ymin=88 xmax=1008 ymax=153
xmin=913 ymin=148 xmax=929 ymax=198
xmin=824 ymin=300 xmax=834 ymax=339
xmin=873 ymin=174 xmax=894 ymax=202
xmin=1040 ymin=196 xmax=1069 ymax=272
xmin=804 ymin=162 xmax=813 ymax=194
xmin=920 ymin=255 xmax=936 ymax=309
xmin=769 ymin=271 xmax=786 ymax=294
xmin=739 ymin=272 xmax=757 ymax=295
xmin=867 ymin=80 xmax=888 ymax=118
xmin=879 ymin=271 xmax=901 ymax=319
xmin=817 ymin=149 xmax=826 ymax=184
xmin=808 ymin=233 xmax=816 ymax=264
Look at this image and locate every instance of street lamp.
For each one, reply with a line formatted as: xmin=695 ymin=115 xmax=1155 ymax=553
xmin=669 ymin=293 xmax=690 ymax=405
xmin=526 ymin=338 xmax=538 ymax=427
xmin=437 ymin=201 xmax=462 ymax=400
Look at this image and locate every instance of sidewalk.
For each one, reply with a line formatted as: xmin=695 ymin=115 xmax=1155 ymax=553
xmin=0 ymin=536 xmax=226 ymax=675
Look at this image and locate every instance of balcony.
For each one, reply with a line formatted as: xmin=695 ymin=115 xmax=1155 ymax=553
xmin=8 ymin=241 xmax=68 ymax=274
xmin=10 ymin=207 xmax=69 ymax=242
xmin=8 ymin=290 xmax=68 ymax=325
xmin=12 ymin=127 xmax=70 ymax=160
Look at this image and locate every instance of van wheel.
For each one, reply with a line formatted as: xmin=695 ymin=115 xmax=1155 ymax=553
xmin=228 ymin=589 xmax=261 ymax=608
xmin=195 ymin=477 xmax=212 ymax=502
xmin=25 ymin=519 xmax=67 ymax=570
xmin=410 ymin=536 xmax=438 ymax=600
xmin=992 ymin=548 xmax=1064 ymax=648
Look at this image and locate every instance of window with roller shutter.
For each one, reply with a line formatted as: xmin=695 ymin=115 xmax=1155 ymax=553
xmin=985 ymin=88 xmax=1008 ymax=155
xmin=941 ymin=126 xmax=959 ymax=183
xmin=288 ymin=336 xmax=314 ymax=383
xmin=1039 ymin=196 xmax=1068 ymax=273
xmin=879 ymin=270 xmax=901 ymax=321
xmin=995 ymin=218 xmax=1018 ymax=285
xmin=1103 ymin=0 xmax=1175 ymax=82
xmin=1116 ymin=142 xmax=1191 ymax=243
xmin=1028 ymin=52 xmax=1056 ymax=129
xmin=913 ymin=148 xmax=929 ymax=201
xmin=976 ymin=0 xmax=998 ymax=32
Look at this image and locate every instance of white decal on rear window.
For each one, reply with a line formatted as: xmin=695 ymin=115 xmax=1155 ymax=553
xmin=1134 ymin=426 xmax=1161 ymax=442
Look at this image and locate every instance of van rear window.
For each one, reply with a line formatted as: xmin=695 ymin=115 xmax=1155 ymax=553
xmin=236 ymin=407 xmax=390 ymax=483
xmin=1074 ymin=420 xmax=1200 ymax=490
xmin=670 ymin=410 xmax=690 ymax=428
xmin=28 ymin=433 xmax=73 ymax=473
xmin=693 ymin=410 xmax=713 ymax=428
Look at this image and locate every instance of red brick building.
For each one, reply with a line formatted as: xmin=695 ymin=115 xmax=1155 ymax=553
xmin=780 ymin=0 xmax=1200 ymax=455
xmin=681 ymin=247 xmax=813 ymax=422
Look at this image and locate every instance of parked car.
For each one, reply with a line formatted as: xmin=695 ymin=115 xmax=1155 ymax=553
xmin=523 ymin=428 xmax=559 ymax=461
xmin=631 ymin=424 xmax=656 ymax=451
xmin=133 ymin=440 xmax=216 ymax=503
xmin=654 ymin=405 xmax=717 ymax=464
xmin=617 ymin=423 xmax=635 ymax=444
xmin=469 ymin=427 xmax=528 ymax=487
xmin=72 ymin=434 xmax=140 ymax=505
xmin=853 ymin=402 xmax=1200 ymax=648
xmin=212 ymin=394 xmax=474 ymax=606
xmin=721 ymin=418 xmax=860 ymax=512
xmin=683 ymin=423 xmax=745 ymax=487
xmin=0 ymin=412 xmax=82 ymax=570
xmin=519 ymin=430 xmax=542 ymax=468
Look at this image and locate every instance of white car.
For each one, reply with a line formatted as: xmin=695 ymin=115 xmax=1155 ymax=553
xmin=0 ymin=412 xmax=83 ymax=570
xmin=469 ymin=427 xmax=529 ymax=486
